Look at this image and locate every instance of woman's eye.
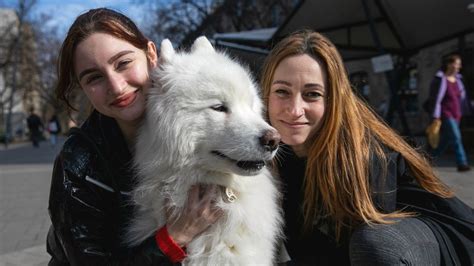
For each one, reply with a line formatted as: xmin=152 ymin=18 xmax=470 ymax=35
xmin=210 ymin=104 xmax=228 ymax=113
xmin=274 ymin=89 xmax=290 ymax=96
xmin=304 ymin=91 xmax=323 ymax=99
xmin=86 ymin=74 xmax=102 ymax=84
xmin=117 ymin=60 xmax=132 ymax=69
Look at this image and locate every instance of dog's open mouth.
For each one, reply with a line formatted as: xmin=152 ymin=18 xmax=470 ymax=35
xmin=211 ymin=151 xmax=265 ymax=171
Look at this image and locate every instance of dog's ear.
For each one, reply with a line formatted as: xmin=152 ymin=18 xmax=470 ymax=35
xmin=160 ymin=39 xmax=175 ymax=64
xmin=191 ymin=36 xmax=215 ymax=54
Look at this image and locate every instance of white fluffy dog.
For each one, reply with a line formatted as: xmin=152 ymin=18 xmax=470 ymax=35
xmin=126 ymin=36 xmax=283 ymax=265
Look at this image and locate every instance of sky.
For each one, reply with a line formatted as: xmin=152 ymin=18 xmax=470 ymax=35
xmin=0 ymin=0 xmax=150 ymax=37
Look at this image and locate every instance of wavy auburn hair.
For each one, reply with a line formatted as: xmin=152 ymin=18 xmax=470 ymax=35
xmin=261 ymin=30 xmax=452 ymax=239
xmin=56 ymin=8 xmax=150 ymax=111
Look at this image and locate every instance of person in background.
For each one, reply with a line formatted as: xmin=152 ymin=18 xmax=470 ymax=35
xmin=261 ymin=30 xmax=474 ymax=265
xmin=47 ymin=114 xmax=61 ymax=146
xmin=47 ymin=8 xmax=221 ymax=265
xmin=26 ymin=107 xmax=43 ymax=148
xmin=425 ymin=53 xmax=471 ymax=172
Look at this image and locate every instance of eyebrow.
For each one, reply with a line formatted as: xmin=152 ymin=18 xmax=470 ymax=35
xmin=272 ymin=80 xmax=324 ymax=89
xmin=107 ymin=50 xmax=134 ymax=64
xmin=77 ymin=50 xmax=135 ymax=82
xmin=272 ymin=80 xmax=291 ymax=86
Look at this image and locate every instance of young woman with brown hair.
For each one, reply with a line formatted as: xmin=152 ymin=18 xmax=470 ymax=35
xmin=47 ymin=8 xmax=221 ymax=265
xmin=262 ymin=30 xmax=473 ymax=265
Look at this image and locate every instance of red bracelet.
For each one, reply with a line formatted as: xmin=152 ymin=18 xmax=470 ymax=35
xmin=155 ymin=226 xmax=187 ymax=263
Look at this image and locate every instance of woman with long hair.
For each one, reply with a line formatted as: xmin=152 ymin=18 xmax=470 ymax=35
xmin=47 ymin=8 xmax=221 ymax=265
xmin=261 ymin=30 xmax=473 ymax=265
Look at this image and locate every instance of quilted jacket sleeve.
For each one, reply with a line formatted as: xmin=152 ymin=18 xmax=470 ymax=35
xmin=368 ymin=150 xmax=419 ymax=214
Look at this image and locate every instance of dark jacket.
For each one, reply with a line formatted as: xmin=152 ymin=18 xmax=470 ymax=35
xmin=278 ymin=145 xmax=474 ymax=265
xmin=27 ymin=113 xmax=43 ymax=134
xmin=47 ymin=111 xmax=175 ymax=266
xmin=48 ymin=117 xmax=61 ymax=134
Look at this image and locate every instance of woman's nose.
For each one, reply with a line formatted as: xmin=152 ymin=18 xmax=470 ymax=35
xmin=107 ymin=73 xmax=125 ymax=95
xmin=287 ymin=96 xmax=305 ymax=117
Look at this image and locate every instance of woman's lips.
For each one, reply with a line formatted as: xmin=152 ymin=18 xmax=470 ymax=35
xmin=280 ymin=120 xmax=308 ymax=128
xmin=111 ymin=91 xmax=138 ymax=108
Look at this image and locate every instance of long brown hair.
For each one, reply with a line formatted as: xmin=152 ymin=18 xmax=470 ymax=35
xmin=56 ymin=8 xmax=150 ymax=111
xmin=261 ymin=30 xmax=452 ymax=239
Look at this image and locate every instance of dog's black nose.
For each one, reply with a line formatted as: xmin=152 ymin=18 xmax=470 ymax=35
xmin=260 ymin=129 xmax=281 ymax=152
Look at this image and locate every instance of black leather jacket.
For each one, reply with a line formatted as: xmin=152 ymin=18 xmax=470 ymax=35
xmin=47 ymin=111 xmax=176 ymax=266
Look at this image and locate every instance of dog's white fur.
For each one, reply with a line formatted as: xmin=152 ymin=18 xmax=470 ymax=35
xmin=125 ymin=37 xmax=282 ymax=265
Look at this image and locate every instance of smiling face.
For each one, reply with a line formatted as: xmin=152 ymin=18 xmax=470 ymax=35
xmin=268 ymin=54 xmax=327 ymax=156
xmin=74 ymin=33 xmax=157 ymax=127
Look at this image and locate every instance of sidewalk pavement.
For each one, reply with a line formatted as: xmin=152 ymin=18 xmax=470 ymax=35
xmin=432 ymin=160 xmax=474 ymax=206
xmin=1 ymin=139 xmax=63 ymax=266
xmin=0 ymin=138 xmax=472 ymax=265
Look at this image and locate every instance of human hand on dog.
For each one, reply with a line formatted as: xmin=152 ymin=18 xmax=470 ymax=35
xmin=166 ymin=184 xmax=223 ymax=247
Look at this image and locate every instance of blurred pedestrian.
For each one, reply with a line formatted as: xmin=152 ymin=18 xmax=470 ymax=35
xmin=47 ymin=114 xmax=61 ymax=146
xmin=26 ymin=108 xmax=43 ymax=148
xmin=424 ymin=53 xmax=471 ymax=172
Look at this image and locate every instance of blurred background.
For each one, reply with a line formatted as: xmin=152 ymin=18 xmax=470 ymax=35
xmin=0 ymin=0 xmax=473 ymax=143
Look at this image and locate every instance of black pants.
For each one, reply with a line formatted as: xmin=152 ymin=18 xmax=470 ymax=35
xmin=31 ymin=131 xmax=41 ymax=147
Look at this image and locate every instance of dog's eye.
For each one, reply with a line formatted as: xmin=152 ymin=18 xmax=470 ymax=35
xmin=210 ymin=104 xmax=228 ymax=113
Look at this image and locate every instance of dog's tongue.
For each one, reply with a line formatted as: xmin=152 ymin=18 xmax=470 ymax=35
xmin=236 ymin=160 xmax=265 ymax=171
